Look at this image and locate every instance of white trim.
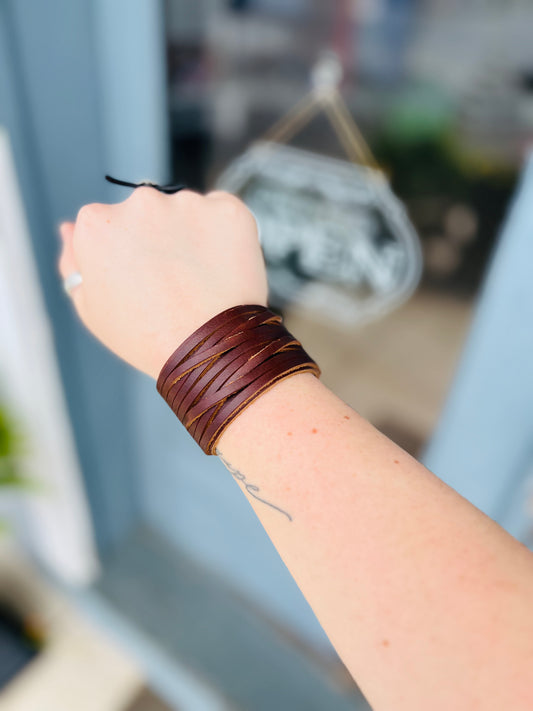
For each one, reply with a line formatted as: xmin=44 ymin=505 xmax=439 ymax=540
xmin=0 ymin=127 xmax=99 ymax=584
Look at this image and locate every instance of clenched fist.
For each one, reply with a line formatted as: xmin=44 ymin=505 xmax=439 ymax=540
xmin=58 ymin=188 xmax=268 ymax=379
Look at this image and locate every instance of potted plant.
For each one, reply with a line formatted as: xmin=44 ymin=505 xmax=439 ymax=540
xmin=0 ymin=401 xmax=45 ymax=690
xmin=0 ymin=404 xmax=31 ymax=524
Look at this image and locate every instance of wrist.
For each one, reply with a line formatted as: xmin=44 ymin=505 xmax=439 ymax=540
xmin=214 ymin=370 xmax=326 ymax=460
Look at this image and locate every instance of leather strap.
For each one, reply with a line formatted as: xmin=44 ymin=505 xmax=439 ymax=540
xmin=158 ymin=305 xmax=266 ymax=399
xmin=156 ymin=304 xmax=321 ymax=454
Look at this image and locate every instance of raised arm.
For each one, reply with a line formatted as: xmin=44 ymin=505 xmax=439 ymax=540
xmin=58 ymin=188 xmax=533 ymax=710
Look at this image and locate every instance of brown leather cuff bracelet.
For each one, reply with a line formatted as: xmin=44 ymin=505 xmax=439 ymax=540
xmin=156 ymin=304 xmax=321 ymax=455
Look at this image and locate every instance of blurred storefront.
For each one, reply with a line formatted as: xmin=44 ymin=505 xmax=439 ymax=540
xmin=1 ymin=1 xmax=532 ymax=709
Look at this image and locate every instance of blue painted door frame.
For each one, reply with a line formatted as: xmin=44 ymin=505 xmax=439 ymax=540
xmin=0 ymin=0 xmax=169 ymax=552
xmin=423 ymin=154 xmax=533 ymax=536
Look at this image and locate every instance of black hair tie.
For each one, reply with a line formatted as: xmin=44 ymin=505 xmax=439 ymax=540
xmin=105 ymin=174 xmax=187 ymax=194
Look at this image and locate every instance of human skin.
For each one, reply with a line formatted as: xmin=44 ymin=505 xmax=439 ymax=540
xmin=58 ymin=188 xmax=533 ymax=710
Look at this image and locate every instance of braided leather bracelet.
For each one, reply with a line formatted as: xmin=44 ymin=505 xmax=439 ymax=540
xmin=156 ymin=304 xmax=321 ymax=455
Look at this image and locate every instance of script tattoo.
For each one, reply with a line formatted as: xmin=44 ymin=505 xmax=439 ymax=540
xmin=216 ymin=449 xmax=292 ymax=522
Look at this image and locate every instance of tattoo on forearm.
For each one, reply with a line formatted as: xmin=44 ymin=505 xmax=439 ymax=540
xmin=215 ymin=449 xmax=293 ymax=522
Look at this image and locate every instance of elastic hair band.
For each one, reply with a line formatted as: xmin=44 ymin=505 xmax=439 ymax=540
xmin=105 ymin=174 xmax=187 ymax=194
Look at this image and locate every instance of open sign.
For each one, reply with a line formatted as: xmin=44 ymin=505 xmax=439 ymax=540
xmin=216 ymin=141 xmax=422 ymax=327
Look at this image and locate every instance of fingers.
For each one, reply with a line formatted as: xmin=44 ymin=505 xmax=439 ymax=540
xmin=57 ymin=221 xmax=84 ymax=311
xmin=57 ymin=222 xmax=77 ymax=278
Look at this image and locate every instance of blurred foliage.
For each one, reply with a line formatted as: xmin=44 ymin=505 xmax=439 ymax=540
xmin=0 ymin=406 xmax=46 ymax=666
xmin=372 ymin=125 xmax=518 ymax=295
xmin=0 ymin=405 xmax=28 ymax=489
xmin=0 ymin=403 xmax=36 ymax=535
xmin=374 ymin=130 xmax=517 ymax=199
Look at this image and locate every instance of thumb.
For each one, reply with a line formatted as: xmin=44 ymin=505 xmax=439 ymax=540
xmin=58 ymin=221 xmax=75 ymax=244
xmin=57 ymin=221 xmax=77 ymax=279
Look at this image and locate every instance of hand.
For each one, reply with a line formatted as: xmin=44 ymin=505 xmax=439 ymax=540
xmin=57 ymin=188 xmax=269 ymax=379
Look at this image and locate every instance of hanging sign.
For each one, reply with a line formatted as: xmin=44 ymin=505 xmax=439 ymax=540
xmin=215 ymin=140 xmax=422 ymax=327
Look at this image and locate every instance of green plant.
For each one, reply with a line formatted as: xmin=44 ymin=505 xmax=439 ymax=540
xmin=0 ymin=405 xmax=46 ymax=675
xmin=0 ymin=403 xmax=34 ymax=533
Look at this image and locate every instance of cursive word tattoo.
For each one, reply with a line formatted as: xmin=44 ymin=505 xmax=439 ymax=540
xmin=216 ymin=449 xmax=293 ymax=522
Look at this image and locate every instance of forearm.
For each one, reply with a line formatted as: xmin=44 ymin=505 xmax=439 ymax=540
xmin=216 ymin=372 xmax=533 ymax=711
xmin=58 ymin=185 xmax=533 ymax=709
